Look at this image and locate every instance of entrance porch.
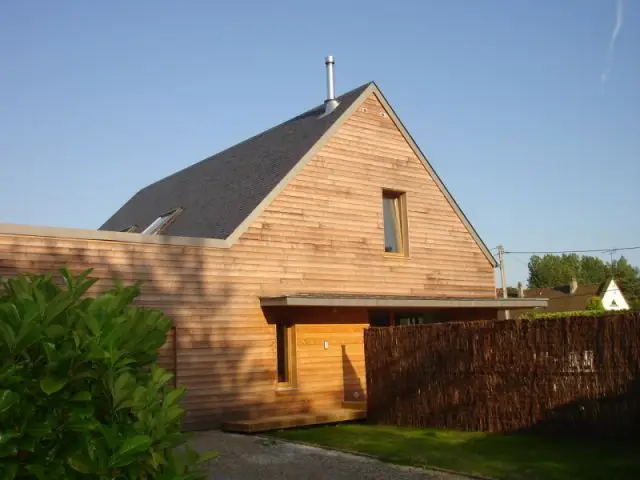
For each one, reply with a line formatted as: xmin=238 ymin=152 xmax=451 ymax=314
xmin=222 ymin=294 xmax=547 ymax=433
xmin=221 ymin=407 xmax=365 ymax=433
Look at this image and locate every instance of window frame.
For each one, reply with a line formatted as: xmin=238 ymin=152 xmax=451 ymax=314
xmin=382 ymin=189 xmax=408 ymax=256
xmin=141 ymin=208 xmax=183 ymax=235
xmin=275 ymin=322 xmax=297 ymax=389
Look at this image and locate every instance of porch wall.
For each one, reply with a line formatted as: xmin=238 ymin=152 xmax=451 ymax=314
xmin=288 ymin=307 xmax=369 ymax=407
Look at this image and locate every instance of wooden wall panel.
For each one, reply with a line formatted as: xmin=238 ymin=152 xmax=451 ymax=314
xmin=0 ymin=91 xmax=496 ymax=428
xmin=157 ymin=328 xmax=177 ymax=387
xmin=283 ymin=307 xmax=368 ymax=408
xmin=240 ymin=92 xmax=495 ymax=299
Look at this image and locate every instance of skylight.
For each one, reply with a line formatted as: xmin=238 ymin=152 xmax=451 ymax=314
xmin=120 ymin=225 xmax=137 ymax=233
xmin=141 ymin=208 xmax=182 ymax=235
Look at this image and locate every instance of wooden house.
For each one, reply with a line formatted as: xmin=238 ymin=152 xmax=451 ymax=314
xmin=0 ymin=58 xmax=545 ymax=431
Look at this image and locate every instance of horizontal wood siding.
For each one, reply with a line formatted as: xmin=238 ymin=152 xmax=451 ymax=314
xmin=285 ymin=307 xmax=368 ymax=407
xmin=241 ymin=92 xmax=495 ymax=298
xmin=0 ymin=91 xmax=496 ymax=427
xmin=0 ymin=234 xmax=272 ymax=429
xmin=157 ymin=328 xmax=177 ymax=387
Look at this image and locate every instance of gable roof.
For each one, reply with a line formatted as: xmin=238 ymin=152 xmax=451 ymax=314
xmin=597 ymin=278 xmax=617 ymax=296
xmin=523 ymin=284 xmax=600 ymax=300
xmin=100 ymin=82 xmax=497 ymax=267
xmin=503 ymin=278 xmax=626 ymax=315
xmin=100 ymin=83 xmax=371 ymax=240
xmin=523 ymin=278 xmax=622 ymax=300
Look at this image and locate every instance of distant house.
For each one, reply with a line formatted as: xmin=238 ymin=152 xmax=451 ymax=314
xmin=498 ymin=277 xmax=629 ymax=319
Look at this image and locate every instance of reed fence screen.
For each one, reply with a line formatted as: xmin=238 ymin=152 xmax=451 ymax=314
xmin=364 ymin=313 xmax=640 ymax=437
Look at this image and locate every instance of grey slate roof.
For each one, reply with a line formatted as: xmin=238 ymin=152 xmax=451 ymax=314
xmin=99 ymin=83 xmax=372 ymax=239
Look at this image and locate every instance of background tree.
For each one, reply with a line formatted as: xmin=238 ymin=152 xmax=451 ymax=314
xmin=579 ymin=255 xmax=610 ymax=284
xmin=610 ymin=256 xmax=640 ymax=301
xmin=527 ymin=254 xmax=582 ymax=288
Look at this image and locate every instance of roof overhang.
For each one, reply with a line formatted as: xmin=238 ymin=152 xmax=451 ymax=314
xmin=260 ymin=294 xmax=548 ymax=310
xmin=0 ymin=223 xmax=231 ymax=248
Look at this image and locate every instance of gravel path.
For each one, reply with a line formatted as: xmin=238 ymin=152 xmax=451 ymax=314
xmin=190 ymin=430 xmax=473 ymax=480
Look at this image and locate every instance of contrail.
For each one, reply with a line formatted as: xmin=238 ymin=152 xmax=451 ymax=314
xmin=601 ymin=0 xmax=624 ymax=83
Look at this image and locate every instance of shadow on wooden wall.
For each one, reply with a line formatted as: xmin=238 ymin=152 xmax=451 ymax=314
xmin=0 ymin=236 xmax=268 ymax=430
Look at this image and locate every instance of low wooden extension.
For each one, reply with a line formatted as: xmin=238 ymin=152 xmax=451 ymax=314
xmin=221 ymin=408 xmax=366 ymax=434
xmin=342 ymin=400 xmax=366 ymax=410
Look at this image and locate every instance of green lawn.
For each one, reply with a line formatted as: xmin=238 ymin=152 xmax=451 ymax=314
xmin=269 ymin=423 xmax=640 ymax=480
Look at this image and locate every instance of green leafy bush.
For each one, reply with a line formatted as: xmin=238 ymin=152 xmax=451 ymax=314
xmin=0 ymin=269 xmax=215 ymax=479
xmin=586 ymin=296 xmax=604 ymax=311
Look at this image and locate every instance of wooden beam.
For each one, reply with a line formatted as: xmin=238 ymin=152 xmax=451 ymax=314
xmin=221 ymin=408 xmax=366 ymax=433
xmin=260 ymin=295 xmax=548 ymax=309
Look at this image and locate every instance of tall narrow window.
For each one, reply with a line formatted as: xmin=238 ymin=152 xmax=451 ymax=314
xmin=141 ymin=208 xmax=183 ymax=235
xmin=382 ymin=190 xmax=407 ymax=254
xmin=276 ymin=323 xmax=296 ymax=386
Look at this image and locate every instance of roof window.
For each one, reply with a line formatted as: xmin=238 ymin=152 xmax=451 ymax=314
xmin=141 ymin=208 xmax=183 ymax=235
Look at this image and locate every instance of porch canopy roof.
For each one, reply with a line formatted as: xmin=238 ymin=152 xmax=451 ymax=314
xmin=260 ymin=293 xmax=548 ymax=310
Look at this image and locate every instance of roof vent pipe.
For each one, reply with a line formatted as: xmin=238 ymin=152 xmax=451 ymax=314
xmin=320 ymin=55 xmax=339 ymax=117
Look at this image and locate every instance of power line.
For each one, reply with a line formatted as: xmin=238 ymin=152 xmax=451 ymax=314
xmin=501 ymin=246 xmax=640 ymax=255
xmin=512 ymin=256 xmax=529 ymax=269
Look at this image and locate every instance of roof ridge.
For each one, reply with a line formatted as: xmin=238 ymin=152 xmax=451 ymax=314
xmin=100 ymin=81 xmax=373 ymax=238
xmin=133 ymin=82 xmax=374 ymax=196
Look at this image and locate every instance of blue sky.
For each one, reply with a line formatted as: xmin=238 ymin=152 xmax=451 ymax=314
xmin=1 ymin=0 xmax=638 ymax=287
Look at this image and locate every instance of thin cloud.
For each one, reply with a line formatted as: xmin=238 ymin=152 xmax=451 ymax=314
xmin=601 ymin=0 xmax=624 ymax=83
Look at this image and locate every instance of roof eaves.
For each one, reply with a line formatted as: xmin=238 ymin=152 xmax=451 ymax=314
xmin=260 ymin=294 xmax=548 ymax=309
xmin=0 ymin=223 xmax=232 ymax=248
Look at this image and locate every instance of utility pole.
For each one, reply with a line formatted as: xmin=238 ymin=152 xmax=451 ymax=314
xmin=609 ymin=249 xmax=617 ymax=279
xmin=498 ymin=245 xmax=510 ymax=319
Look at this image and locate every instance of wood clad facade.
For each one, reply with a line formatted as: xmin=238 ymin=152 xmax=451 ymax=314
xmin=0 ymin=91 xmax=495 ymax=429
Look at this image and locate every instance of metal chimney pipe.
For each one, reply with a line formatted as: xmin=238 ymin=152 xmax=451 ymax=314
xmin=325 ymin=55 xmax=336 ymax=101
xmin=320 ymin=55 xmax=339 ymax=117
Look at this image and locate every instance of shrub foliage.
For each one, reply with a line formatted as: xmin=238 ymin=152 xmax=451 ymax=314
xmin=520 ymin=309 xmax=612 ymax=320
xmin=0 ymin=269 xmax=215 ymax=479
xmin=586 ymin=296 xmax=605 ymax=311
